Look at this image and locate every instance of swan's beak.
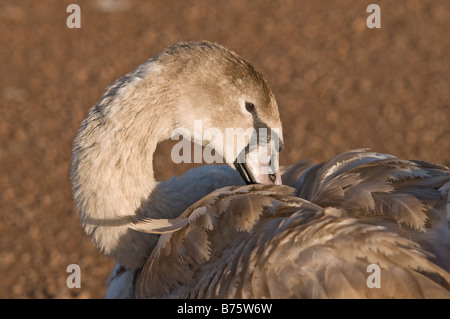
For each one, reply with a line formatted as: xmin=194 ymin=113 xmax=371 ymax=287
xmin=233 ymin=143 xmax=282 ymax=185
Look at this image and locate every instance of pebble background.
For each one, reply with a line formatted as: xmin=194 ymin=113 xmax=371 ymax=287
xmin=0 ymin=0 xmax=449 ymax=298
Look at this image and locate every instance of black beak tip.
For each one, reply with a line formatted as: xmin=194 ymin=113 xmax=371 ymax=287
xmin=233 ymin=160 xmax=257 ymax=185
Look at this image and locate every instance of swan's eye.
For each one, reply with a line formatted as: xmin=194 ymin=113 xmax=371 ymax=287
xmin=269 ymin=173 xmax=277 ymax=183
xmin=245 ymin=102 xmax=255 ymax=113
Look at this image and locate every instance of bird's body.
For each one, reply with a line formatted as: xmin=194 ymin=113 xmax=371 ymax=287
xmin=132 ymin=150 xmax=450 ymax=298
xmin=105 ymin=164 xmax=245 ymax=298
xmin=71 ymin=41 xmax=449 ymax=299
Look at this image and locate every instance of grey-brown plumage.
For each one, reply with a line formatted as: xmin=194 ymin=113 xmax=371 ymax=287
xmin=133 ymin=149 xmax=450 ymax=298
xmin=71 ymin=41 xmax=449 ymax=298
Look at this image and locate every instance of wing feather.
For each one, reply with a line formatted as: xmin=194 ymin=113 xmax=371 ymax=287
xmin=133 ymin=150 xmax=450 ymax=298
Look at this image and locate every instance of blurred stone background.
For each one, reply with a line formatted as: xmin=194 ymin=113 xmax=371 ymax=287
xmin=0 ymin=0 xmax=448 ymax=298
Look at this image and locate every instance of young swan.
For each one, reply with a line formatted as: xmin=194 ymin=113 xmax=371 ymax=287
xmin=71 ymin=41 xmax=283 ymax=270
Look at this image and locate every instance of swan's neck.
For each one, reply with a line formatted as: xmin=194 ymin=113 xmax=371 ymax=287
xmin=71 ymin=62 xmax=179 ymax=268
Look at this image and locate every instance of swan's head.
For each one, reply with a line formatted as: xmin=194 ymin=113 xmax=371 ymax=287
xmin=160 ymin=41 xmax=283 ymax=184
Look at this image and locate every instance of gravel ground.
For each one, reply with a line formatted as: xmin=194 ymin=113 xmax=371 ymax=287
xmin=0 ymin=0 xmax=449 ymax=298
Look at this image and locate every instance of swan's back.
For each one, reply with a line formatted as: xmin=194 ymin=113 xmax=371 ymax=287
xmin=283 ymin=149 xmax=450 ymax=270
xmin=132 ymin=150 xmax=450 ymax=298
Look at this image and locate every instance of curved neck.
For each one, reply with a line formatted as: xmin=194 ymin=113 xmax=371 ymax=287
xmin=71 ymin=61 xmax=179 ymax=268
